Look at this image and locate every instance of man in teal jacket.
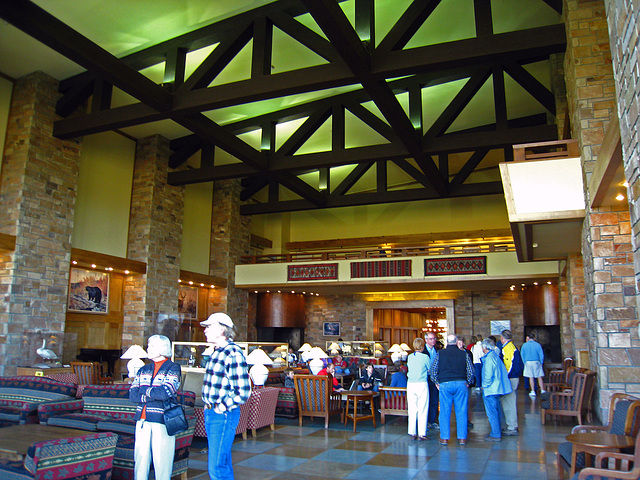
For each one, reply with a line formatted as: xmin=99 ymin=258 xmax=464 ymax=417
xmin=500 ymin=329 xmax=523 ymax=436
xmin=481 ymin=338 xmax=512 ymax=441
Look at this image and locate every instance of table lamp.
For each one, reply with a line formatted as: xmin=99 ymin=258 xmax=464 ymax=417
xmin=298 ymin=343 xmax=313 ymax=363
xmin=374 ymin=342 xmax=384 ymax=357
xmin=388 ymin=344 xmax=403 ymax=363
xmin=328 ymin=342 xmax=340 ymax=355
xmin=246 ymin=348 xmax=274 ymax=386
xmin=120 ymin=345 xmax=148 ymax=378
xmin=307 ymin=346 xmax=328 ymax=375
xmin=400 ymin=343 xmax=412 ymax=361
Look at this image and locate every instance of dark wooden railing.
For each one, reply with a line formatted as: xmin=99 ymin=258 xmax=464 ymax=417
xmin=240 ymin=240 xmax=515 ymax=264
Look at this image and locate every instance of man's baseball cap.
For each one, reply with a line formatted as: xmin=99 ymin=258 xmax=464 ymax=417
xmin=200 ymin=312 xmax=234 ymax=328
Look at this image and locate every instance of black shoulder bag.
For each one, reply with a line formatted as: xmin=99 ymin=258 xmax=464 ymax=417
xmin=163 ymin=397 xmax=188 ymax=436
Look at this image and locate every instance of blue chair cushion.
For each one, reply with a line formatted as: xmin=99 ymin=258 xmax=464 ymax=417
xmin=0 ymin=406 xmax=23 ymax=423
xmin=0 ymin=458 xmax=32 ymax=480
xmin=610 ymin=400 xmax=632 ymax=435
xmin=97 ymin=417 xmax=136 ymax=435
xmin=46 ymin=413 xmax=106 ymax=431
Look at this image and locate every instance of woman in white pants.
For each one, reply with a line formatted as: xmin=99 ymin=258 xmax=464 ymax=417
xmin=406 ymin=337 xmax=431 ymax=440
xmin=129 ymin=335 xmax=182 ymax=480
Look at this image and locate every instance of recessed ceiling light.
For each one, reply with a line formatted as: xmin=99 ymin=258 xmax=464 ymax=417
xmin=616 ymin=194 xmax=625 ymax=201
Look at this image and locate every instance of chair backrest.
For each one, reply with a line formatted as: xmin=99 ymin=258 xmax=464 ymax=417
xmin=562 ymin=357 xmax=574 ymax=371
xmin=607 ymin=393 xmax=640 ymax=436
xmin=71 ymin=361 xmax=98 ymax=384
xmin=294 ymin=374 xmax=333 ymax=414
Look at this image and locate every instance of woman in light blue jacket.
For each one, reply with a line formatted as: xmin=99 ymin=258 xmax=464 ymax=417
xmin=480 ymin=338 xmax=512 ymax=441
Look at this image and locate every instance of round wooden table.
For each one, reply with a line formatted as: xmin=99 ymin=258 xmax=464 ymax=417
xmin=343 ymin=390 xmax=378 ymax=432
xmin=566 ymin=432 xmax=635 ymax=476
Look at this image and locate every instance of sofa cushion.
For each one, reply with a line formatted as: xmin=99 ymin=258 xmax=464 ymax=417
xmin=0 ymin=405 xmax=24 ymax=424
xmin=0 ymin=376 xmax=77 ymax=402
xmin=47 ymin=412 xmax=106 ymax=431
xmin=82 ymin=384 xmax=136 ymax=419
xmin=97 ymin=417 xmax=136 ymax=435
xmin=275 ymin=387 xmax=298 ymax=418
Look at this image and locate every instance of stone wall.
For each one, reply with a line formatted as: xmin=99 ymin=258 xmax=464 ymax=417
xmin=0 ymin=72 xmax=81 ymax=375
xmin=603 ymin=0 xmax=640 ymax=394
xmin=123 ymin=135 xmax=184 ymax=348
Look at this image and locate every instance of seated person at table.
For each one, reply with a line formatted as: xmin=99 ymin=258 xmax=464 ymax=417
xmin=284 ymin=368 xmax=295 ymax=388
xmin=390 ymin=369 xmax=408 ymax=388
xmin=357 ymin=363 xmax=382 ymax=392
xmin=332 ymin=355 xmax=350 ymax=375
xmin=318 ymin=363 xmax=345 ymax=392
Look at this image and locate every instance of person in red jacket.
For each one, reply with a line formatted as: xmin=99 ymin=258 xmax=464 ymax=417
xmin=318 ymin=363 xmax=345 ymax=392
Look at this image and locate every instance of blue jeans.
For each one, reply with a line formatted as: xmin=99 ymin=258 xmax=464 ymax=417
xmin=427 ymin=378 xmax=439 ymax=424
xmin=483 ymin=394 xmax=502 ymax=438
xmin=357 ymin=384 xmax=380 ymax=392
xmin=204 ymin=407 xmax=240 ymax=480
xmin=438 ymin=381 xmax=469 ymax=440
xmin=474 ymin=363 xmax=482 ymax=387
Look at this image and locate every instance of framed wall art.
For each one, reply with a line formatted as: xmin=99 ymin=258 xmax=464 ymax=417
xmin=68 ymin=267 xmax=109 ymax=314
xmin=323 ymin=321 xmax=340 ymax=336
xmin=178 ymin=285 xmax=198 ymax=319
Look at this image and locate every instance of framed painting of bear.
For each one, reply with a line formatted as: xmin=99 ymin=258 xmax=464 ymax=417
xmin=68 ymin=267 xmax=109 ymax=314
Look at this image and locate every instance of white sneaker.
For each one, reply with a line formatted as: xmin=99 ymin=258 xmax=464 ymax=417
xmin=529 ymin=391 xmax=536 ymax=397
xmin=540 ymin=390 xmax=546 ymax=394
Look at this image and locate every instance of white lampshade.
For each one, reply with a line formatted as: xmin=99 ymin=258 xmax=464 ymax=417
xmin=298 ymin=343 xmax=312 ymax=352
xmin=388 ymin=344 xmax=403 ymax=353
xmin=400 ymin=343 xmax=412 ymax=352
xmin=308 ymin=358 xmax=324 ymax=375
xmin=391 ymin=351 xmax=403 ymax=363
xmin=307 ymin=347 xmax=328 ymax=375
xmin=246 ymin=348 xmax=273 ymax=386
xmin=308 ymin=346 xmax=328 ymax=360
xmin=374 ymin=349 xmax=383 ymax=357
xmin=328 ymin=342 xmax=340 ymax=351
xmin=121 ymin=345 xmax=148 ymax=378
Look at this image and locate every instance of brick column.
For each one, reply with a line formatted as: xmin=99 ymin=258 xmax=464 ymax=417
xmin=210 ymin=179 xmax=251 ymax=339
xmin=0 ymin=72 xmax=81 ymax=374
xmin=604 ymin=0 xmax=640 ymax=384
xmin=563 ymin=0 xmax=638 ymax=411
xmin=123 ymin=135 xmax=184 ymax=348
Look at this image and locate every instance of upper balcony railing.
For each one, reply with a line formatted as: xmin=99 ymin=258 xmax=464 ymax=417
xmin=240 ymin=240 xmax=515 ymax=264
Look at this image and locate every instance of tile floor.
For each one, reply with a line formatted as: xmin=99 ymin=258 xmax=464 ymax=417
xmin=185 ymin=387 xmax=575 ymax=480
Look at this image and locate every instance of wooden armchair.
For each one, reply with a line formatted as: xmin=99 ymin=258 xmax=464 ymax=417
xmin=557 ymin=393 xmax=640 ymax=479
xmin=546 ymin=365 xmax=577 ymax=393
xmin=70 ymin=361 xmax=113 ymax=385
xmin=294 ymin=374 xmax=343 ymax=429
xmin=541 ymin=370 xmax=596 ymax=425
xmin=576 ymin=433 xmax=640 ymax=480
xmin=379 ymin=386 xmax=408 ymax=424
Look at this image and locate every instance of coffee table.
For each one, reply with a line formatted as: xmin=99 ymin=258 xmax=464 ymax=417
xmin=343 ymin=390 xmax=378 ymax=432
xmin=0 ymin=424 xmax=91 ymax=461
xmin=566 ymin=432 xmax=635 ymax=476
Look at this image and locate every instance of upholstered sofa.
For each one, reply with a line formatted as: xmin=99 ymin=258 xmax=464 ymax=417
xmin=265 ymin=371 xmax=300 ymax=418
xmin=37 ymin=383 xmax=196 ymax=480
xmin=0 ymin=431 xmax=118 ymax=480
xmin=0 ymin=376 xmax=77 ymax=427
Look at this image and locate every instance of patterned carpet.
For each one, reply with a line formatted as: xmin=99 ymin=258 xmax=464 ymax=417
xmin=185 ymin=386 xmax=575 ymax=480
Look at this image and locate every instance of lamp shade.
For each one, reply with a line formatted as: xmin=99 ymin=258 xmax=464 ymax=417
xmin=388 ymin=344 xmax=403 ymax=353
xmin=328 ymin=342 xmax=340 ymax=351
xmin=298 ymin=343 xmax=312 ymax=352
xmin=400 ymin=343 xmax=412 ymax=352
xmin=307 ymin=347 xmax=328 ymax=359
xmin=307 ymin=347 xmax=328 ymax=375
xmin=121 ymin=345 xmax=148 ymax=360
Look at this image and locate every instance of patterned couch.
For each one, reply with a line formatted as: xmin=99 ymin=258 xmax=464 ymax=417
xmin=0 ymin=431 xmax=118 ymax=480
xmin=0 ymin=376 xmax=77 ymax=427
xmin=265 ymin=371 xmax=298 ymax=418
xmin=37 ymin=383 xmax=196 ymax=480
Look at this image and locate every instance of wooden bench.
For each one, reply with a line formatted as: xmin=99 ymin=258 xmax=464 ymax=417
xmin=379 ymin=386 xmax=408 ymax=424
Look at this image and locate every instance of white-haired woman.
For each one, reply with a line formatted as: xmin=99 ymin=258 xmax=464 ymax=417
xmin=129 ymin=334 xmax=181 ymax=480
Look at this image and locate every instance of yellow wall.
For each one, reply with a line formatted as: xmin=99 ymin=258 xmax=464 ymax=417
xmin=252 ymin=194 xmax=510 ymax=253
xmin=72 ymin=132 xmax=135 ymax=256
xmin=0 ymin=77 xmax=13 ymax=181
xmin=182 ymin=182 xmax=213 ymax=274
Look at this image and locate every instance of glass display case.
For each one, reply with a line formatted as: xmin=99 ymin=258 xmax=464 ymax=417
xmin=172 ymin=341 xmax=289 ymax=372
xmin=325 ymin=341 xmax=389 ymax=359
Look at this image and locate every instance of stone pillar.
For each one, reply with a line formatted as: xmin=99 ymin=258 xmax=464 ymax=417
xmin=604 ymin=0 xmax=640 ymax=384
xmin=0 ymin=72 xmax=81 ymax=374
xmin=209 ymin=179 xmax=251 ymax=340
xmin=563 ymin=0 xmax=638 ymax=411
xmin=123 ymin=135 xmax=184 ymax=348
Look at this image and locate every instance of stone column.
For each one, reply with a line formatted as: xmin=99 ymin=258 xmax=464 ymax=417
xmin=604 ymin=0 xmax=640 ymax=384
xmin=0 ymin=72 xmax=81 ymax=374
xmin=123 ymin=135 xmax=184 ymax=348
xmin=563 ymin=0 xmax=638 ymax=412
xmin=209 ymin=179 xmax=252 ymax=340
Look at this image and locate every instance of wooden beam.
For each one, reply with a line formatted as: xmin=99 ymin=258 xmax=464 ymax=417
xmin=286 ymin=228 xmax=513 ymax=250
xmin=0 ymin=233 xmax=16 ymax=252
xmin=251 ymin=234 xmax=273 ymax=249
xmin=71 ymin=248 xmax=147 ymax=275
xmin=179 ymin=270 xmax=227 ymax=289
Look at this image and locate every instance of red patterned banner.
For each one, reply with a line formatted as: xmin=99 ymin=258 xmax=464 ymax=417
xmin=288 ymin=263 xmax=338 ymax=281
xmin=350 ymin=260 xmax=412 ymax=278
xmin=424 ymin=256 xmax=487 ymax=276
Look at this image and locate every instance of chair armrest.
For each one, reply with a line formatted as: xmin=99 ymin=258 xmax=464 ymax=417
xmin=578 ymin=451 xmax=638 ymax=480
xmin=37 ymin=399 xmax=84 ymax=424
